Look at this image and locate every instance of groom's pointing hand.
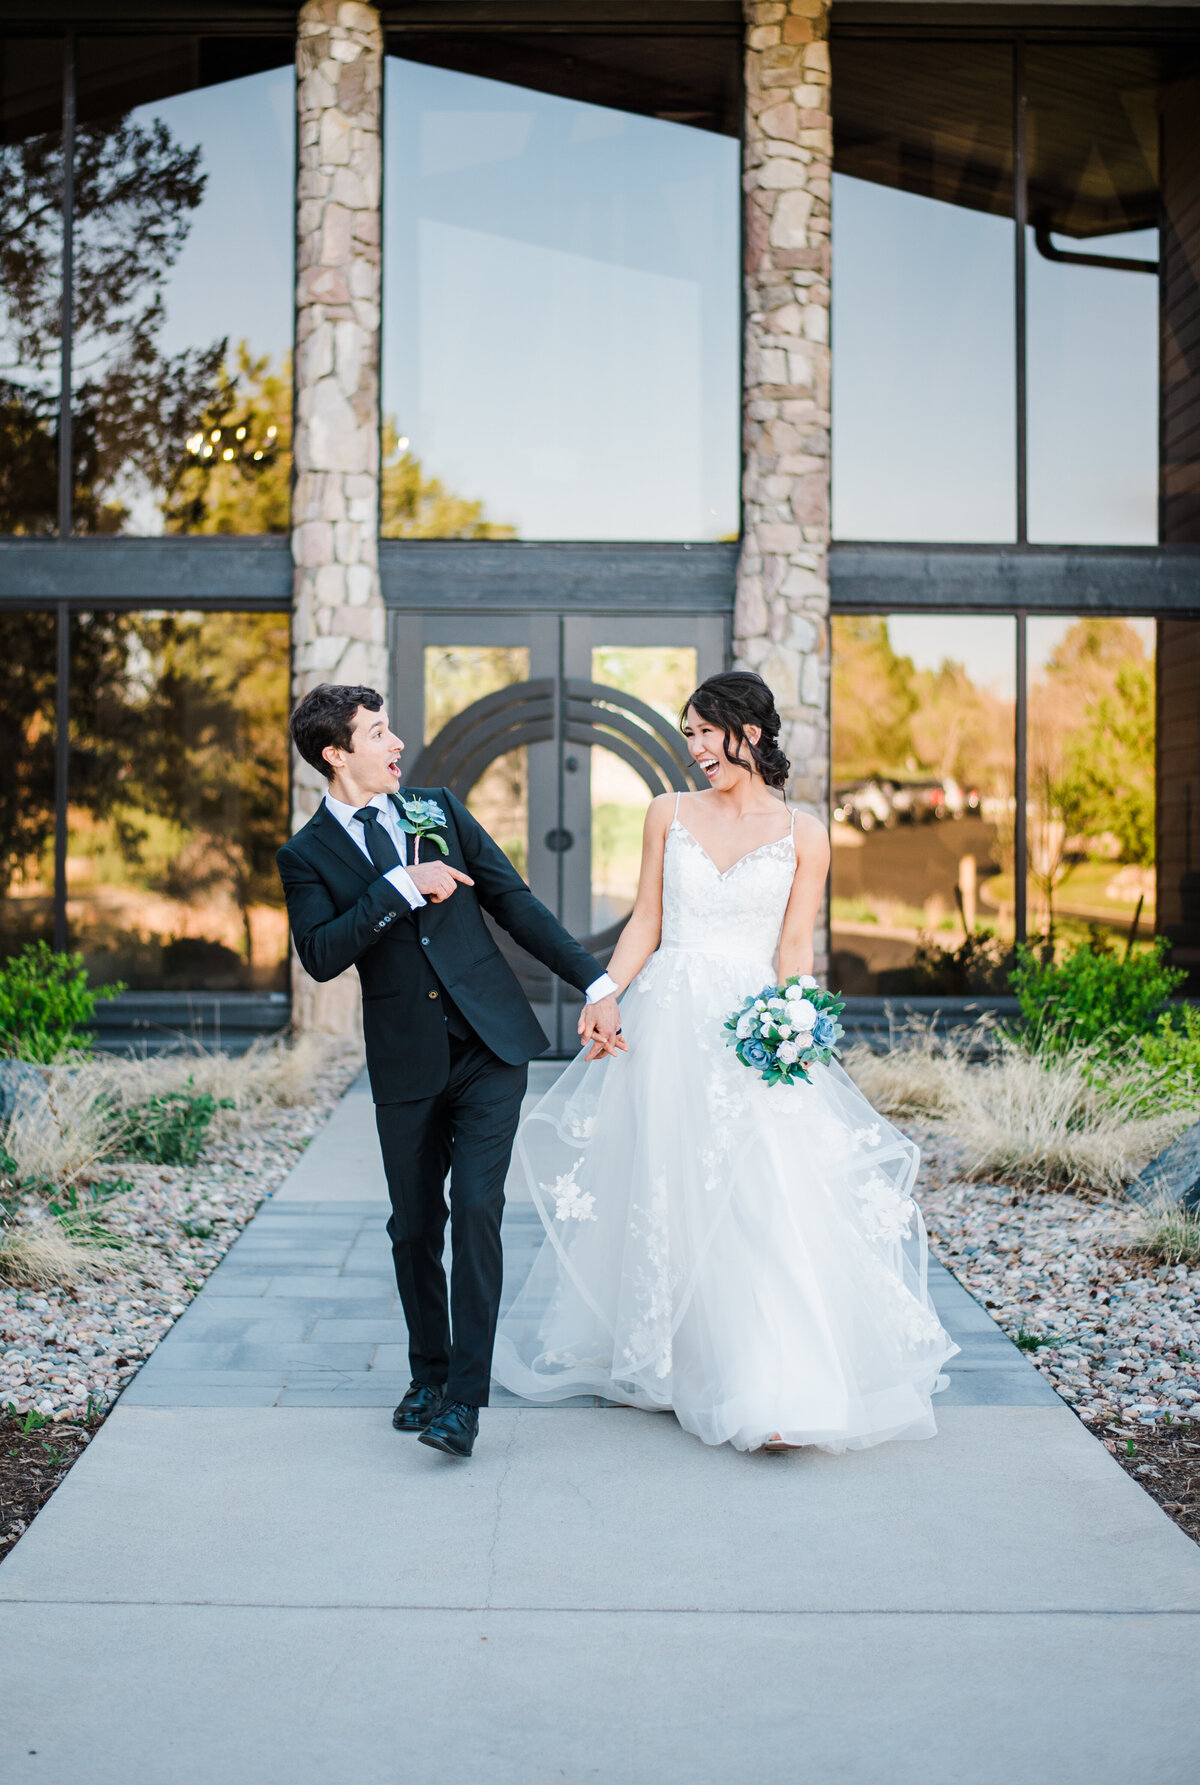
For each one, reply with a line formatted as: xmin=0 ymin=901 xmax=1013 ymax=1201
xmin=408 ymin=863 xmax=474 ymax=904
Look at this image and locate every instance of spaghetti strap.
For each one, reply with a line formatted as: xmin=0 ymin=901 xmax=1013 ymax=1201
xmin=789 ymin=807 xmax=797 ymax=836
xmin=674 ymin=791 xmax=682 ymax=820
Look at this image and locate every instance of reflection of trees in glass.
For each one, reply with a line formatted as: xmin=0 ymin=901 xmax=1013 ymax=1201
xmin=381 ymin=420 xmax=516 ymax=539
xmin=163 ymin=345 xmax=291 ymax=534
xmin=0 ymin=102 xmax=231 ymax=531
xmin=0 ymin=613 xmax=58 ymax=945
xmin=832 ymin=617 xmax=1012 ymax=796
xmin=70 ymin=613 xmax=289 ymax=977
xmin=1029 ymin=618 xmax=1155 ymax=939
xmin=423 ymin=647 xmax=528 ymax=874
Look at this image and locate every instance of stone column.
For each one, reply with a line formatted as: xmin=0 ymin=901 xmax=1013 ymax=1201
xmin=291 ymin=0 xmax=386 ymax=1035
xmin=738 ymin=0 xmax=832 ymax=972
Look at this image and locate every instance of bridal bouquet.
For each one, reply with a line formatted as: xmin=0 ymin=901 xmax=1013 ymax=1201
xmin=724 ymin=975 xmax=845 ymax=1087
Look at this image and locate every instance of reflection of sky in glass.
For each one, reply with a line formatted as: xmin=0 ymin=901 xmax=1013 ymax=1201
xmin=887 ymin=612 xmax=1155 ymax=691
xmin=832 ymin=173 xmax=1016 ymax=543
xmin=383 ymin=58 xmax=740 ymax=541
xmin=834 ymin=179 xmax=1160 ymax=547
xmin=137 ymin=67 xmax=295 ymax=365
xmin=886 ymin=615 xmax=1017 ymax=698
xmin=1027 ymin=228 xmax=1158 ymax=544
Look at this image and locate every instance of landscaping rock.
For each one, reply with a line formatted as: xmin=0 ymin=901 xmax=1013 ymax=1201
xmin=915 ymin=1124 xmax=1200 ymax=1432
xmin=1128 ymin=1120 xmax=1200 ymax=1211
xmin=0 ymin=1060 xmax=46 ymax=1127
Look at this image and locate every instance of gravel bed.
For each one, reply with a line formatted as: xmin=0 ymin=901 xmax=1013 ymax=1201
xmin=915 ymin=1125 xmax=1200 ymax=1432
xmin=0 ymin=1053 xmax=361 ymax=1431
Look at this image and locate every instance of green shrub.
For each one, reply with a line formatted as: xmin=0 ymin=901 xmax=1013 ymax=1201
xmin=1010 ymin=934 xmax=1185 ymax=1052
xmin=118 ymin=1089 xmax=231 ymax=1166
xmin=1138 ymin=1002 xmax=1200 ymax=1108
xmin=0 ymin=943 xmax=123 ymax=1063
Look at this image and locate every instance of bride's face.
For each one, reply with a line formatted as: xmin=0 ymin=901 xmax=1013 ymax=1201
xmin=682 ymin=706 xmax=762 ymax=789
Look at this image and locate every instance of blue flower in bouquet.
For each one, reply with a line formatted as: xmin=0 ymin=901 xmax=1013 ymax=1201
xmin=724 ymin=971 xmax=846 ymax=1088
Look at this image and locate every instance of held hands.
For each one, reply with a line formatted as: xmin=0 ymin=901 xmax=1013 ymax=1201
xmin=578 ymin=994 xmax=626 ymax=1062
xmin=408 ymin=862 xmax=474 ymax=904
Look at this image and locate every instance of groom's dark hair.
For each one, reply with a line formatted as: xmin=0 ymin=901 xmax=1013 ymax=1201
xmin=290 ymin=683 xmax=384 ymax=780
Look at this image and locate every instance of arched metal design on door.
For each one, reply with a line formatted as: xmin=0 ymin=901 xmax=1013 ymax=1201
xmin=409 ymin=677 xmax=706 ymax=1038
xmin=411 ymin=678 xmax=705 ymax=808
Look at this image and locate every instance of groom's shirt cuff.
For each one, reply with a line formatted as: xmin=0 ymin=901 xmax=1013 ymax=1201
xmin=585 ymin=973 xmax=618 ymax=1003
xmin=384 ymin=865 xmax=426 ymax=910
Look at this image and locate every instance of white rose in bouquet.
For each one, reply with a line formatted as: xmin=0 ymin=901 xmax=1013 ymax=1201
xmin=791 ymin=998 xmax=818 ymax=1031
xmin=777 ymin=1040 xmax=800 ymax=1064
xmin=784 ymin=984 xmax=805 ymax=1002
xmin=736 ymin=1014 xmax=754 ymax=1039
xmin=799 ymin=974 xmax=818 ymax=989
xmin=768 ymin=997 xmax=787 ymax=1011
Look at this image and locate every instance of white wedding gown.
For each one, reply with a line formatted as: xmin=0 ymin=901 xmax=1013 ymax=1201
xmin=492 ymin=809 xmax=959 ymax=1452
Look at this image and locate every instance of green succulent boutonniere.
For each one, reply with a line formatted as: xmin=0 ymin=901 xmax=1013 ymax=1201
xmin=394 ymin=795 xmax=449 ymax=860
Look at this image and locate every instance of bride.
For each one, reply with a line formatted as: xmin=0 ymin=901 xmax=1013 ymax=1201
xmin=491 ymin=671 xmax=958 ymax=1453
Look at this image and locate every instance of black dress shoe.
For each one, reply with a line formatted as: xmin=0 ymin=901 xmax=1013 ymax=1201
xmin=392 ymin=1381 xmax=446 ymax=1432
xmin=418 ymin=1401 xmax=479 ymax=1459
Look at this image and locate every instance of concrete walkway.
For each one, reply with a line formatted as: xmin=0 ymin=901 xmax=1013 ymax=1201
xmin=1 ymin=1070 xmax=1199 ymax=1782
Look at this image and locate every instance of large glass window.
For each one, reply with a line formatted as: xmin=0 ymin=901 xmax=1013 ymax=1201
xmin=831 ymin=615 xmax=1016 ymax=992
xmin=67 ymin=611 xmax=291 ymax=990
xmin=382 ymin=56 xmax=740 ymax=542
xmin=832 ymin=36 xmax=1200 ymax=549
xmin=0 ymin=611 xmax=58 ymax=954
xmin=0 ymin=35 xmax=294 ymax=539
xmin=831 ymin=42 xmax=1016 ymax=542
xmin=1026 ymin=47 xmax=1164 ymax=544
xmin=0 ymin=37 xmax=64 ymax=534
xmin=1025 ymin=616 xmax=1156 ymax=945
xmin=71 ymin=39 xmax=294 ymax=536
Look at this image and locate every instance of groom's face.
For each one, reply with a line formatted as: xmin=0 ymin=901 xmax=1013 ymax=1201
xmin=326 ymin=705 xmax=406 ymax=797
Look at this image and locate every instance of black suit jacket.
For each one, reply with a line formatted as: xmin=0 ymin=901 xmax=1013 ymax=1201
xmin=277 ymin=788 xmax=603 ymax=1103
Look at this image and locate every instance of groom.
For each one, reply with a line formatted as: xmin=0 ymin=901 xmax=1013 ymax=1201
xmin=277 ymin=684 xmax=620 ymax=1459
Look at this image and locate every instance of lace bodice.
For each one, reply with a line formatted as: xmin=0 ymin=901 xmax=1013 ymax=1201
xmin=659 ymin=813 xmax=796 ymax=969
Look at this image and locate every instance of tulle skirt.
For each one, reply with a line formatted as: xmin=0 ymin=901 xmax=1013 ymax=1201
xmin=492 ymin=943 xmax=959 ymax=1453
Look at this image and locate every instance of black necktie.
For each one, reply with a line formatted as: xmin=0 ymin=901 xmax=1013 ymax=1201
xmin=354 ymin=806 xmax=402 ymax=875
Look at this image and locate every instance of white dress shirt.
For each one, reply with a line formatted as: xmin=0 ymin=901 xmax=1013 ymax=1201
xmin=323 ymin=790 xmax=617 ymax=1006
xmin=323 ymin=790 xmax=426 ymax=910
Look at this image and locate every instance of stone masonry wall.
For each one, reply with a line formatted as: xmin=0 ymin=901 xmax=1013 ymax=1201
xmin=738 ymin=0 xmax=832 ymax=967
xmin=291 ymin=0 xmax=386 ymax=1035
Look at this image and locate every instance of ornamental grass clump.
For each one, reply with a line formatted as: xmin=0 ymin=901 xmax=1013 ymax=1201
xmin=1128 ymin=1191 xmax=1200 ymax=1268
xmin=844 ymin=1018 xmax=1193 ymax=1196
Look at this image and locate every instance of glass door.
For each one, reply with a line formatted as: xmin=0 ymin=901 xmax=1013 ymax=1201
xmin=390 ymin=610 xmax=726 ymax=1050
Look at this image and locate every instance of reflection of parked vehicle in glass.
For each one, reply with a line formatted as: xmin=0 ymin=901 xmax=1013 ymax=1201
xmin=939 ymin=777 xmax=969 ymax=819
xmin=890 ymin=779 xmax=946 ymax=824
xmin=833 ymin=780 xmax=894 ymax=833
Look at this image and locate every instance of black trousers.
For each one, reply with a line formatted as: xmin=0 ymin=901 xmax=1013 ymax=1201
xmin=374 ymin=1034 xmax=528 ymax=1406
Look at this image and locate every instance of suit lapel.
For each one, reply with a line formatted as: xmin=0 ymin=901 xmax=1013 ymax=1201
xmin=312 ymin=802 xmax=377 ymax=887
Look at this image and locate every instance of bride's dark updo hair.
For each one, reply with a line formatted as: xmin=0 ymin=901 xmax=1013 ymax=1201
xmin=681 ymin=671 xmax=790 ymax=790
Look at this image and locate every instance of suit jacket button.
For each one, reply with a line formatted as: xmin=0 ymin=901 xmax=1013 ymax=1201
xmin=428 ymin=989 xmax=439 ymax=1000
xmin=421 ymin=937 xmax=430 ymax=946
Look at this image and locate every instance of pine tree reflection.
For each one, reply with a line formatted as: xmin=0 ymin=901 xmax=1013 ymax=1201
xmin=68 ymin=613 xmax=290 ymax=990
